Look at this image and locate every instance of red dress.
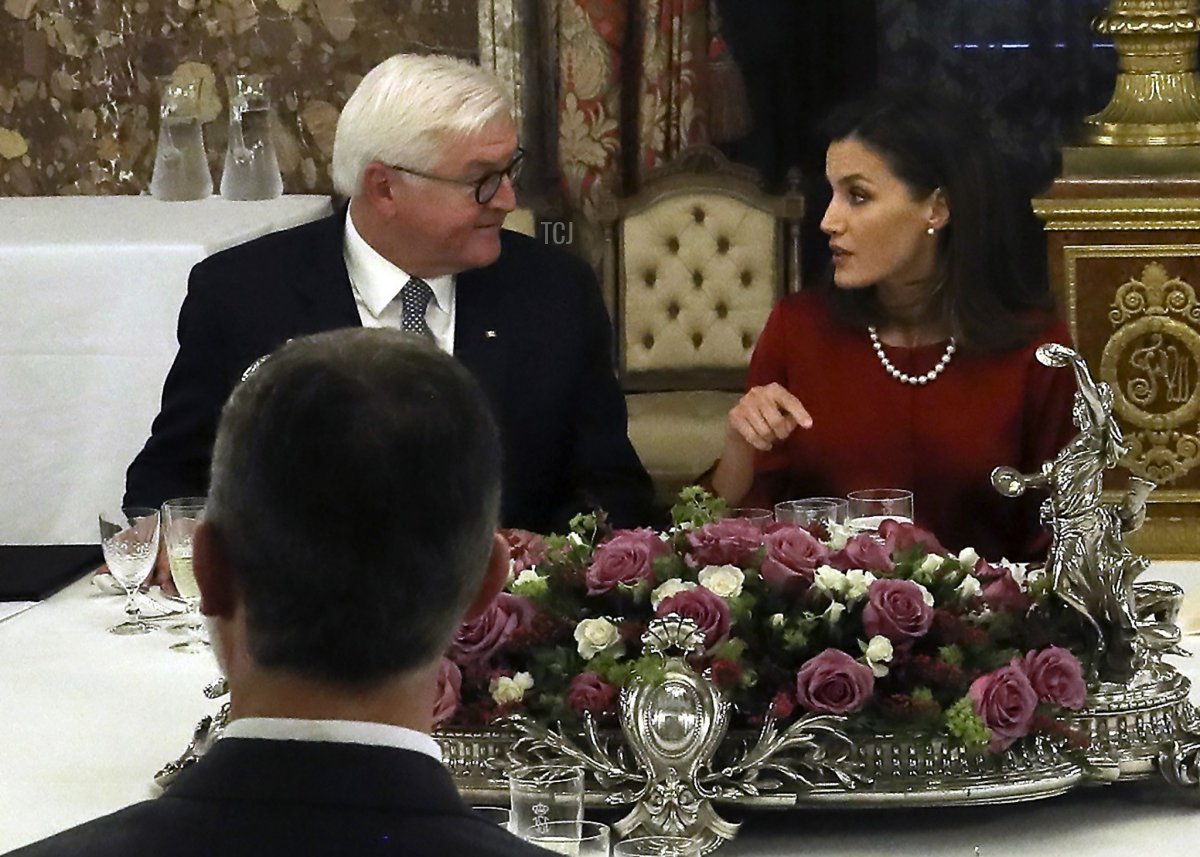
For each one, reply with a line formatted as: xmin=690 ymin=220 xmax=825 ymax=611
xmin=740 ymin=291 xmax=1078 ymax=561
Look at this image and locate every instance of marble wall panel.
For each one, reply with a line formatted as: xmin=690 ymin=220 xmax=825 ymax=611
xmin=0 ymin=0 xmax=478 ymax=196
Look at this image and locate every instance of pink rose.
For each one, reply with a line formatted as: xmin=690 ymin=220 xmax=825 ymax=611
xmin=432 ymin=657 xmax=462 ymax=727
xmin=828 ymin=534 xmax=894 ymax=572
xmin=565 ymin=671 xmax=619 ymax=716
xmin=863 ymin=578 xmax=934 ymax=643
xmin=879 ymin=519 xmax=948 ymax=556
xmin=979 ymin=565 xmax=1032 ymax=614
xmin=449 ymin=592 xmax=534 ymax=664
xmin=585 ymin=528 xmax=671 ymax=595
xmin=1022 ymin=646 xmax=1087 ymax=710
xmin=500 ymin=528 xmax=547 ymax=575
xmin=760 ymin=526 xmax=831 ymax=593
xmin=969 ymin=662 xmax=1038 ymax=751
xmin=684 ymin=518 xmax=764 ymax=569
xmin=795 ymin=649 xmax=875 ymax=715
xmin=655 ymin=586 xmax=731 ymax=651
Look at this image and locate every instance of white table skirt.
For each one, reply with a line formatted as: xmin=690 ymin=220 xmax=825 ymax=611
xmin=0 ymin=195 xmax=332 ymax=545
xmin=0 ymin=564 xmax=1197 ymax=855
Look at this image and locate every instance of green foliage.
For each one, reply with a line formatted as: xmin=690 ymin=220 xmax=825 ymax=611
xmin=944 ymin=696 xmax=991 ymax=749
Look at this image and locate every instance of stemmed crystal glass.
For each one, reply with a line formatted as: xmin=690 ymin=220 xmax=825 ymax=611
xmin=614 ymin=835 xmax=700 ymax=857
xmin=526 ymin=820 xmax=611 ymax=856
xmin=162 ymin=497 xmax=207 ymax=653
xmin=98 ymin=507 xmax=160 ymax=635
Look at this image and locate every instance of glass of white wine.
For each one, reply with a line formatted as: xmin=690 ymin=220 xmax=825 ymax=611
xmin=98 ymin=507 xmax=160 ymax=635
xmin=525 ymin=820 xmax=611 ymax=856
xmin=162 ymin=497 xmax=207 ymax=654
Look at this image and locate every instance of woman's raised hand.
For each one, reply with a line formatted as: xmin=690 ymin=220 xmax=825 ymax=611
xmin=727 ymin=383 xmax=813 ymax=452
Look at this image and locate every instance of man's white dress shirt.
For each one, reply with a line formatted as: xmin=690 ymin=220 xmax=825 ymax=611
xmin=222 ymin=716 xmax=443 ymax=761
xmin=343 ymin=213 xmax=456 ymax=354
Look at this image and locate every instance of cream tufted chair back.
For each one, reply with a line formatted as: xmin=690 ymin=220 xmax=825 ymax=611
xmin=599 ymin=146 xmax=803 ymax=510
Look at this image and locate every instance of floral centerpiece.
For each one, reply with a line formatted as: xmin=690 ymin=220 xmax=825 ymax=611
xmin=435 ymin=488 xmax=1092 ymax=756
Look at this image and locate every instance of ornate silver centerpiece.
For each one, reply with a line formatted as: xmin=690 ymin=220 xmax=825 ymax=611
xmin=438 ymin=344 xmax=1200 ymax=851
xmin=162 ymin=345 xmax=1199 ymax=853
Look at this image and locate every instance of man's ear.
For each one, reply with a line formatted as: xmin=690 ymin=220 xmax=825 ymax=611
xmin=359 ymin=162 xmax=399 ymax=217
xmin=193 ymin=521 xmax=236 ymax=618
xmin=462 ymin=532 xmax=510 ymax=621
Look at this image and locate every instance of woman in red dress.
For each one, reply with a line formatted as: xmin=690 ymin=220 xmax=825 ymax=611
xmin=709 ymin=89 xmax=1077 ymax=561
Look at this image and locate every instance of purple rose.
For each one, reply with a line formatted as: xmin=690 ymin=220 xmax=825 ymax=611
xmin=449 ymin=592 xmax=534 ymax=664
xmin=969 ymin=662 xmax=1038 ymax=751
xmin=655 ymin=586 xmax=731 ymax=651
xmin=862 ymin=578 xmax=934 ymax=643
xmin=1022 ymin=646 xmax=1087 ymax=710
xmin=565 ymin=671 xmax=619 ymax=716
xmin=879 ymin=519 xmax=948 ymax=556
xmin=795 ymin=649 xmax=875 ymax=715
xmin=432 ymin=657 xmax=462 ymax=727
xmin=760 ymin=526 xmax=830 ymax=593
xmin=980 ymin=565 xmax=1032 ymax=614
xmin=586 ymin=528 xmax=671 ymax=595
xmin=684 ymin=518 xmax=764 ymax=569
xmin=828 ymin=534 xmax=894 ymax=573
xmin=500 ymin=528 xmax=547 ymax=575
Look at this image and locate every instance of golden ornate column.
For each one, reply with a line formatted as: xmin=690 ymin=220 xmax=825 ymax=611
xmin=1036 ymin=1 xmax=1200 ymax=557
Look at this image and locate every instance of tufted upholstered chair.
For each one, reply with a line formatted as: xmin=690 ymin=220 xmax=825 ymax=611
xmin=598 ymin=146 xmax=804 ymax=510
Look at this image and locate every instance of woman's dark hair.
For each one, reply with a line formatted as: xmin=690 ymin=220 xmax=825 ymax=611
xmin=819 ymin=87 xmax=1054 ymax=352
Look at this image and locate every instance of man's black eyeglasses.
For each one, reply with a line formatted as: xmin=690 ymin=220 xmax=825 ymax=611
xmin=384 ymin=147 xmax=524 ymax=204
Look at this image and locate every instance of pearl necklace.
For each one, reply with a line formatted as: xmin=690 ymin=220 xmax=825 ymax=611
xmin=868 ymin=326 xmax=957 ymax=386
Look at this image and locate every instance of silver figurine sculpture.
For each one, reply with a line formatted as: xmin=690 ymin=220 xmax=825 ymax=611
xmin=992 ymin=342 xmax=1155 ymax=683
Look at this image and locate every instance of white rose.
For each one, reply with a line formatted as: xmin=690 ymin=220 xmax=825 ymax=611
xmin=823 ymin=601 xmax=846 ymax=625
xmin=650 ymin=578 xmax=696 ymax=609
xmin=864 ymin=635 xmax=894 ymax=677
xmin=1006 ymin=561 xmax=1029 ymax=586
xmin=514 ymin=568 xmax=541 ymax=587
xmin=698 ymin=564 xmax=745 ymax=599
xmin=917 ymin=554 xmax=943 ymax=576
xmin=956 ymin=575 xmax=982 ymax=600
xmin=826 ymin=521 xmax=853 ymax=550
xmin=489 ymin=673 xmax=532 ymax=705
xmin=844 ymin=569 xmax=876 ymax=602
xmin=769 ymin=613 xmax=786 ymax=629
xmin=914 ymin=581 xmax=935 ymax=607
xmin=957 ymin=547 xmax=980 ymax=571
xmin=813 ymin=565 xmax=847 ymax=596
xmin=574 ymin=617 xmax=620 ymax=660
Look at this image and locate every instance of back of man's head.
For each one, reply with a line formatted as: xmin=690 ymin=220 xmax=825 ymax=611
xmin=331 ymin=52 xmax=513 ymax=197
xmin=206 ymin=328 xmax=501 ymax=685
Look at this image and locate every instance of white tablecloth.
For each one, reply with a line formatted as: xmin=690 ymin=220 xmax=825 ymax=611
xmin=0 ymin=564 xmax=1197 ymax=854
xmin=0 ymin=195 xmax=332 ymax=545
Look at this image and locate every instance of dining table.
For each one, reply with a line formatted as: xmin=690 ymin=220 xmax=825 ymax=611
xmin=0 ymin=195 xmax=332 ymax=548
xmin=0 ymin=562 xmax=1196 ymax=855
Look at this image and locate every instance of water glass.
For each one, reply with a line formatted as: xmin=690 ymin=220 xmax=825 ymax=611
xmin=98 ymin=507 xmax=160 ymax=635
xmin=614 ymin=835 xmax=700 ymax=857
xmin=162 ymin=497 xmax=207 ymax=653
xmin=722 ymin=507 xmax=774 ymax=528
xmin=508 ymin=765 xmax=584 ymax=839
xmin=150 ymin=76 xmax=213 ymax=201
xmin=847 ymin=488 xmax=914 ymax=533
xmin=774 ymin=498 xmax=844 ymax=529
xmin=219 ymin=73 xmax=283 ymax=200
xmin=526 ymin=821 xmax=610 ymax=856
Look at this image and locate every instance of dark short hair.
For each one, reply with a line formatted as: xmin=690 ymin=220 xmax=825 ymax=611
xmin=820 ymin=87 xmax=1054 ymax=351
xmin=206 ymin=329 xmax=502 ymax=685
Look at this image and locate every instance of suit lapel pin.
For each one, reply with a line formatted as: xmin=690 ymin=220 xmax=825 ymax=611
xmin=485 ymin=330 xmax=498 ymax=339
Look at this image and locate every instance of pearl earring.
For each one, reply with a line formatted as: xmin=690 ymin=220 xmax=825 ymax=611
xmin=927 ymin=226 xmax=936 ymax=235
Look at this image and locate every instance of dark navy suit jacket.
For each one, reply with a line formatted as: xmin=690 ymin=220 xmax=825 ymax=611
xmin=124 ymin=208 xmax=653 ymax=533
xmin=10 ymin=738 xmax=552 ymax=857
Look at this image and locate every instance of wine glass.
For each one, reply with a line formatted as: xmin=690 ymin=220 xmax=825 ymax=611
xmin=847 ymin=488 xmax=914 ymax=534
xmin=774 ymin=498 xmax=844 ymax=529
xmin=508 ymin=765 xmax=584 ymax=840
xmin=162 ymin=497 xmax=207 ymax=653
xmin=98 ymin=507 xmax=160 ymax=635
xmin=722 ymin=507 xmax=774 ymax=528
